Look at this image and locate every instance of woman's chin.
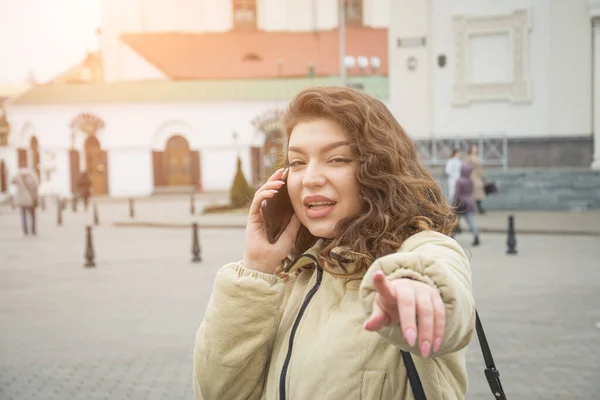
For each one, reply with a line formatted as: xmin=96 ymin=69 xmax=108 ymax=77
xmin=305 ymin=223 xmax=337 ymax=239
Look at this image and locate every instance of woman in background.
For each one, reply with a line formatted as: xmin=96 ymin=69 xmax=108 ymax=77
xmin=464 ymin=144 xmax=486 ymax=214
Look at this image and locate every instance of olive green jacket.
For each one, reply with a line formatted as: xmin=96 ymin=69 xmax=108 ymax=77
xmin=193 ymin=231 xmax=475 ymax=399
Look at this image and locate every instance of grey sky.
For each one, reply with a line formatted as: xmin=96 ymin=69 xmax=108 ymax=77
xmin=0 ymin=0 xmax=101 ymax=84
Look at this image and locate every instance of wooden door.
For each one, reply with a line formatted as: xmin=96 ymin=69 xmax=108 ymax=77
xmin=69 ymin=150 xmax=80 ymax=194
xmin=0 ymin=160 xmax=6 ymax=193
xmin=165 ymin=135 xmax=191 ymax=187
xmin=17 ymin=148 xmax=27 ymax=168
xmin=85 ymin=136 xmax=108 ymax=195
xmin=30 ymin=136 xmax=40 ymax=177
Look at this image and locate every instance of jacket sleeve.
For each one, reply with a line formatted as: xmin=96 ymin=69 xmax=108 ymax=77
xmin=193 ymin=262 xmax=288 ymax=400
xmin=452 ymin=180 xmax=462 ymax=206
xmin=359 ymin=231 xmax=475 ymax=356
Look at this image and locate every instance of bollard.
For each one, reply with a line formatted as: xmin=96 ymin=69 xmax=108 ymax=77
xmin=84 ymin=226 xmax=96 ymax=268
xmin=93 ymin=204 xmax=99 ymax=226
xmin=190 ymin=194 xmax=196 ymax=215
xmin=191 ymin=222 xmax=202 ymax=263
xmin=506 ymin=215 xmax=517 ymax=255
xmin=71 ymin=196 xmax=77 ymax=213
xmin=57 ymin=199 xmax=63 ymax=226
xmin=129 ymin=198 xmax=135 ymax=219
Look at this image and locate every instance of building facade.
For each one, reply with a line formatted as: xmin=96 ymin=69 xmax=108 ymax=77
xmin=1 ymin=0 xmax=390 ymax=199
xmin=389 ymin=0 xmax=598 ymax=168
xmin=2 ymin=0 xmax=598 ymax=202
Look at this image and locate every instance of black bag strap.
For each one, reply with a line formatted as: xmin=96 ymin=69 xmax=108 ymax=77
xmin=401 ymin=350 xmax=427 ymax=400
xmin=402 ymin=309 xmax=506 ymax=400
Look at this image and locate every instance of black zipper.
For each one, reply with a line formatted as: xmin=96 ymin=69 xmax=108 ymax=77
xmin=279 ymin=256 xmax=322 ymax=400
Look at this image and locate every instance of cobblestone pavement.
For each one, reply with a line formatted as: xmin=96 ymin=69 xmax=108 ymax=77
xmin=0 ymin=206 xmax=599 ymax=399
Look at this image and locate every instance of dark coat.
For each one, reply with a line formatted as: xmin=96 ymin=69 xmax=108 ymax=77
xmin=453 ymin=164 xmax=476 ymax=213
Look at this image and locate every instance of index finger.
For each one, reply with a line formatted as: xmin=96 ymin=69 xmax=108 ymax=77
xmin=372 ymin=271 xmax=396 ymax=306
xmin=267 ymin=168 xmax=285 ymax=182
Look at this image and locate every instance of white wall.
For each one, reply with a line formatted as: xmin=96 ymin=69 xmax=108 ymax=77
xmin=7 ymin=100 xmax=290 ymax=196
xmin=0 ymin=147 xmax=17 ymax=196
xmin=388 ymin=0 xmax=431 ymax=138
xmin=118 ymin=44 xmax=167 ymax=81
xmin=100 ymin=0 xmax=144 ymax=83
xmin=421 ymin=0 xmax=592 ymax=139
xmin=430 ymin=0 xmax=550 ymax=138
xmin=108 ymin=148 xmax=153 ymax=197
xmin=548 ymin=0 xmax=592 ymax=137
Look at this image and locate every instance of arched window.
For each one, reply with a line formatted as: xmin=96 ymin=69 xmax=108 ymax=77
xmin=165 ymin=135 xmax=192 ymax=187
xmin=30 ymin=136 xmax=40 ymax=177
xmin=344 ymin=0 xmax=363 ymax=26
xmin=233 ymin=0 xmax=256 ymax=31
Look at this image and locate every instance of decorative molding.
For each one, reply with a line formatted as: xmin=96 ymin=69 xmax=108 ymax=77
xmin=590 ymin=0 xmax=600 ymax=18
xmin=70 ymin=113 xmax=105 ymax=135
xmin=452 ymin=9 xmax=532 ymax=106
xmin=150 ymin=120 xmax=195 ymax=151
xmin=252 ymin=108 xmax=285 ymax=135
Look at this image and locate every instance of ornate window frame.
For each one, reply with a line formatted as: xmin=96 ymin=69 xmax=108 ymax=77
xmin=452 ymin=9 xmax=532 ymax=106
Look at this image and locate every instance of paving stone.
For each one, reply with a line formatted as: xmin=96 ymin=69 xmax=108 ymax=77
xmin=1 ymin=207 xmax=599 ymax=399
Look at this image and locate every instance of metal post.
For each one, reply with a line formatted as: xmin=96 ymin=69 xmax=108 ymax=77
xmin=506 ymin=215 xmax=517 ymax=255
xmin=502 ymin=134 xmax=508 ymax=171
xmin=93 ymin=204 xmax=99 ymax=226
xmin=339 ymin=0 xmax=346 ymax=86
xmin=129 ymin=198 xmax=135 ymax=219
xmin=84 ymin=226 xmax=96 ymax=268
xmin=192 ymin=222 xmax=202 ymax=263
xmin=57 ymin=198 xmax=63 ymax=226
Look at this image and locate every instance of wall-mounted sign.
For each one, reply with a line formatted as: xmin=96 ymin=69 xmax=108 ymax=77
xmin=397 ymin=37 xmax=427 ymax=48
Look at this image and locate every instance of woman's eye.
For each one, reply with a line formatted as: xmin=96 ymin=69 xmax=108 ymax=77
xmin=289 ymin=161 xmax=304 ymax=167
xmin=330 ymin=158 xmax=351 ymax=164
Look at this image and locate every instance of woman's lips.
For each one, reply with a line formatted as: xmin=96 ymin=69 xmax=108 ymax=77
xmin=305 ymin=203 xmax=335 ymax=219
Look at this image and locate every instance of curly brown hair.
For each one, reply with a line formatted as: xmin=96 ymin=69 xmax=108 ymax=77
xmin=281 ymin=87 xmax=457 ymax=280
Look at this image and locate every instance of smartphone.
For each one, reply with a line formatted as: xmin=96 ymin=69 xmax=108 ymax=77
xmin=261 ymin=169 xmax=295 ymax=244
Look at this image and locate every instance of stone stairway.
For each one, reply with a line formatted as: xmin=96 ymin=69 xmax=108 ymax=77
xmin=435 ymin=169 xmax=600 ymax=211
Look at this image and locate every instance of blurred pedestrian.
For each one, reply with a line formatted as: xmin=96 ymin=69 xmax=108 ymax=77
xmin=464 ymin=144 xmax=486 ymax=214
xmin=444 ymin=148 xmax=462 ymax=204
xmin=453 ymin=164 xmax=480 ymax=246
xmin=76 ymin=170 xmax=92 ymax=211
xmin=11 ymin=168 xmax=40 ymax=236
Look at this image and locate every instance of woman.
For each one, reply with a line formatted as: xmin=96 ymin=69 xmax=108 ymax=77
xmin=464 ymin=144 xmax=486 ymax=214
xmin=444 ymin=148 xmax=462 ymax=204
xmin=453 ymin=164 xmax=481 ymax=246
xmin=11 ymin=167 xmax=39 ymax=236
xmin=193 ymin=87 xmax=475 ymax=399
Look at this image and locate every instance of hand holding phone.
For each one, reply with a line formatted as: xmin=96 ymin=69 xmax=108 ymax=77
xmin=242 ymin=168 xmax=301 ymax=274
xmin=261 ymin=168 xmax=295 ymax=244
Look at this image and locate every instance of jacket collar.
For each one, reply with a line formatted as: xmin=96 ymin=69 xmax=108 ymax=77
xmin=284 ymin=239 xmax=357 ymax=275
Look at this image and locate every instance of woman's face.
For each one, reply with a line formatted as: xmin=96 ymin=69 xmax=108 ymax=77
xmin=287 ymin=118 xmax=362 ymax=239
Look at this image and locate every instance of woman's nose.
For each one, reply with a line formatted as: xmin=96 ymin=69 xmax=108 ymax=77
xmin=302 ymin=164 xmax=326 ymax=188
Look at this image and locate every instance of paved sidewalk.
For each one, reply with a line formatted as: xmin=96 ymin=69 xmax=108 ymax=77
xmin=115 ymin=209 xmax=600 ymax=236
xmin=5 ymin=194 xmax=599 ymax=235
xmin=3 ymin=199 xmax=600 ymax=399
xmin=1 ymin=209 xmax=599 ymax=399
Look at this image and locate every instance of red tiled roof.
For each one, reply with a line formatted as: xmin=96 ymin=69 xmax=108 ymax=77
xmin=120 ymin=28 xmax=387 ymax=80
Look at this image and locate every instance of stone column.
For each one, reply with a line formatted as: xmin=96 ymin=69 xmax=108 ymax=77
xmin=591 ymin=3 xmax=600 ymax=169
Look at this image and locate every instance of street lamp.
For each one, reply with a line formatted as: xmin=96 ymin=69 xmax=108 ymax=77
xmin=370 ymin=56 xmax=381 ymax=74
xmin=339 ymin=0 xmax=346 ymax=85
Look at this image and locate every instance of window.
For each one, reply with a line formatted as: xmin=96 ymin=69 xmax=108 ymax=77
xmin=233 ymin=0 xmax=257 ymax=31
xmin=344 ymin=0 xmax=363 ymax=26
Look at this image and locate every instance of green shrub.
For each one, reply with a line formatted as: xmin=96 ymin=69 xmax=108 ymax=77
xmin=230 ymin=156 xmax=255 ymax=207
